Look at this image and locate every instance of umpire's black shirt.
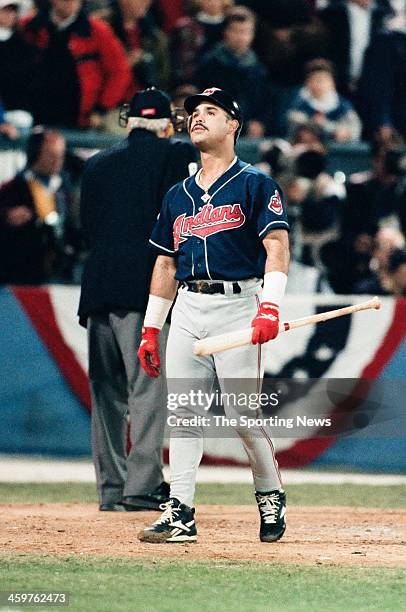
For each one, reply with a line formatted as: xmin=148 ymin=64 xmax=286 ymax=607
xmin=78 ymin=128 xmax=197 ymax=326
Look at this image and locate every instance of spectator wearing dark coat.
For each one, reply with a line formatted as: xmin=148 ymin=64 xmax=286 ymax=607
xmin=358 ymin=25 xmax=406 ymax=140
xmin=317 ymin=0 xmax=389 ymax=98
xmin=0 ymin=128 xmax=80 ymax=284
xmin=0 ymin=0 xmax=41 ymax=116
xmin=195 ymin=6 xmax=270 ymax=137
xmin=247 ymin=0 xmax=327 ymax=137
xmin=170 ymin=0 xmax=231 ymax=87
xmin=21 ymin=0 xmax=132 ymax=129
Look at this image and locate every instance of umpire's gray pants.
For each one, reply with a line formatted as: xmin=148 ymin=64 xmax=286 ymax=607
xmin=88 ymin=310 xmax=168 ymax=505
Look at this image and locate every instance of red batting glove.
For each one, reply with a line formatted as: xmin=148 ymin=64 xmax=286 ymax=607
xmin=251 ymin=302 xmax=280 ymax=345
xmin=137 ymin=327 xmax=161 ymax=377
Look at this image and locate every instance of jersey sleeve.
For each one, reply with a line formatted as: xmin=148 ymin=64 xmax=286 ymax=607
xmin=253 ymin=175 xmax=290 ymax=238
xmin=149 ymin=187 xmax=176 ymax=255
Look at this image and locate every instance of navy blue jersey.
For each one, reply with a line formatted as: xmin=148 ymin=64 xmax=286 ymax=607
xmin=149 ymin=158 xmax=289 ymax=281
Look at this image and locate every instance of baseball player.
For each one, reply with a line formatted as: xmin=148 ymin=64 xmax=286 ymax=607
xmin=137 ymin=88 xmax=290 ymax=543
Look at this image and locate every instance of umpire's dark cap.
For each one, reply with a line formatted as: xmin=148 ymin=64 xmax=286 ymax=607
xmin=184 ymin=88 xmax=243 ymax=125
xmin=128 ymin=87 xmax=172 ymax=119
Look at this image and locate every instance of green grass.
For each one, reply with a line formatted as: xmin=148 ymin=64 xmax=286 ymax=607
xmin=1 ymin=555 xmax=404 ymax=612
xmin=1 ymin=482 xmax=405 ymax=508
xmin=196 ymin=483 xmax=406 ymax=507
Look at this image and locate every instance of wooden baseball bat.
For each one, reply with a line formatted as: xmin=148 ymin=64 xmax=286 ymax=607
xmin=193 ymin=296 xmax=381 ymax=357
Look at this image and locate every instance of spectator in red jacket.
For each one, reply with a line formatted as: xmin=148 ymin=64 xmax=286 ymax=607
xmin=21 ymin=0 xmax=132 ymax=129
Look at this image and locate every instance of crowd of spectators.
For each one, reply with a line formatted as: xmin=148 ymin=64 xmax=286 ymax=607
xmin=0 ymin=0 xmax=405 ymax=295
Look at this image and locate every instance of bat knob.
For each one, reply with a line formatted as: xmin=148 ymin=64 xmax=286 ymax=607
xmin=371 ymin=296 xmax=381 ymax=310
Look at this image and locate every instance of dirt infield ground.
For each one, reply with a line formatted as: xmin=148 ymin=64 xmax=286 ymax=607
xmin=1 ymin=504 xmax=404 ymax=567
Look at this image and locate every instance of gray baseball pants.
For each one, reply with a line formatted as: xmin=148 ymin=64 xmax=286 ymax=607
xmin=166 ymin=280 xmax=282 ymax=507
xmin=88 ymin=310 xmax=168 ymax=505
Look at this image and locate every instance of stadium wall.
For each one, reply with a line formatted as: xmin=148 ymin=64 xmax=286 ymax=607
xmin=0 ymin=286 xmax=404 ymax=472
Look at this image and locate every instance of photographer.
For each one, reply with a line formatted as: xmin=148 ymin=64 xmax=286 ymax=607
xmin=345 ymin=142 xmax=406 ymax=238
xmin=353 ymin=230 xmax=405 ymax=295
xmin=284 ymin=147 xmax=346 ymax=271
xmin=321 ymin=141 xmax=406 ymax=294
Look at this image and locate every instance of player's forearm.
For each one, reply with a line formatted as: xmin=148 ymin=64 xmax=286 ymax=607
xmin=263 ymin=229 xmax=290 ymax=275
xmin=143 ymin=256 xmax=178 ymax=331
xmin=261 ymin=229 xmax=290 ymax=307
xmin=150 ymin=255 xmax=178 ymax=301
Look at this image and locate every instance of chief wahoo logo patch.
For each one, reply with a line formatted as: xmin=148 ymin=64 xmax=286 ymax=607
xmin=268 ymin=190 xmax=283 ymax=215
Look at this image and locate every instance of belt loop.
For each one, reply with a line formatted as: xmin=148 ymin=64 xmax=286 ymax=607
xmin=224 ymin=281 xmax=232 ymax=296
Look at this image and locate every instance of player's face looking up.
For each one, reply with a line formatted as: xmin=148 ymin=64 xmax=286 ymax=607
xmin=189 ymin=103 xmax=238 ymax=151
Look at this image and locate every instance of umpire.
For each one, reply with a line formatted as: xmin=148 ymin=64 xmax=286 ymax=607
xmin=78 ymin=88 xmax=197 ymax=511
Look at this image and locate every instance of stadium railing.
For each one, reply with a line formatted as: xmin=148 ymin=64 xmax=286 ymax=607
xmin=0 ymin=131 xmax=372 ymax=175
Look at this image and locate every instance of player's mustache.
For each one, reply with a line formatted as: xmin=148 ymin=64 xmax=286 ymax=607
xmin=192 ymin=123 xmax=208 ymax=132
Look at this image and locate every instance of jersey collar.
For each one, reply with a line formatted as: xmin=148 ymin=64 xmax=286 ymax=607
xmin=194 ymin=156 xmax=238 ymax=193
xmin=192 ymin=157 xmax=251 ymax=202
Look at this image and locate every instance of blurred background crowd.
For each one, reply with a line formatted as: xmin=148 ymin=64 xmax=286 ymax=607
xmin=0 ymin=0 xmax=405 ymax=296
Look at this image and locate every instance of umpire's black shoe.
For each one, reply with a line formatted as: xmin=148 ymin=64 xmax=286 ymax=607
xmin=122 ymin=481 xmax=170 ymax=511
xmin=255 ymin=489 xmax=286 ymax=542
xmin=99 ymin=503 xmax=127 ymax=512
xmin=138 ymin=498 xmax=197 ymax=543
